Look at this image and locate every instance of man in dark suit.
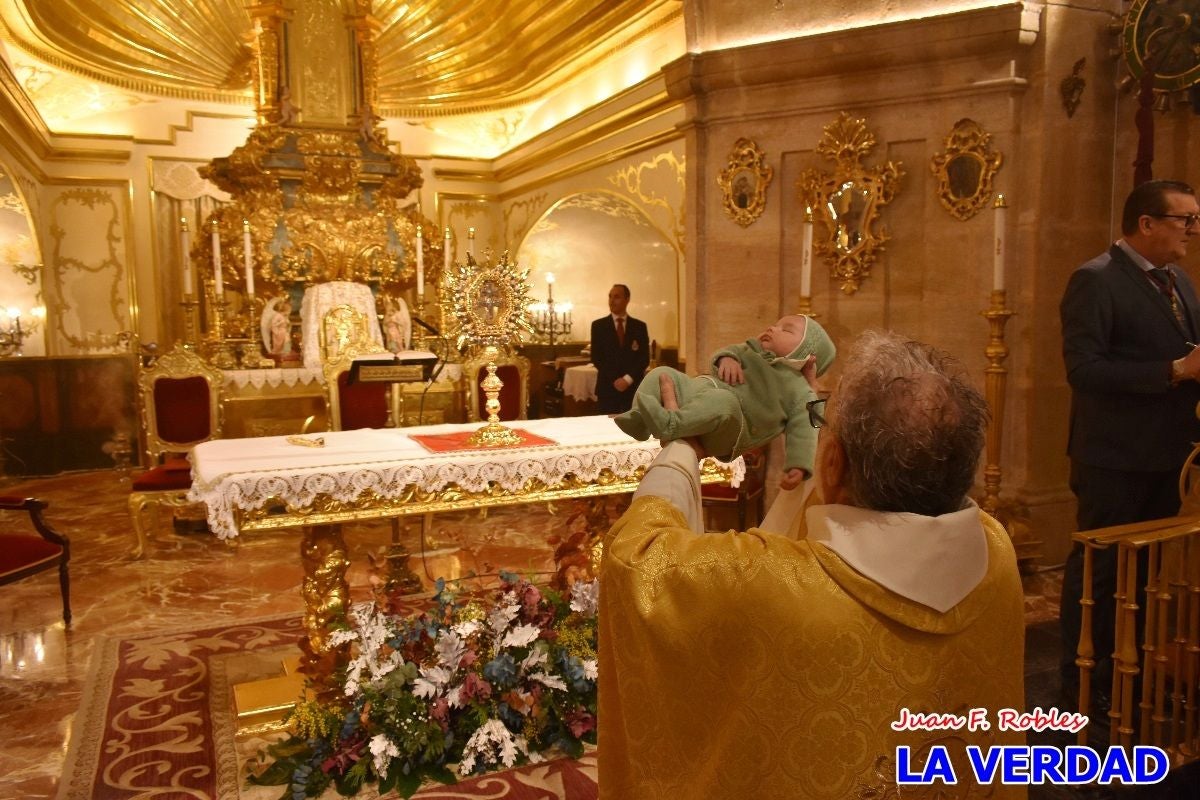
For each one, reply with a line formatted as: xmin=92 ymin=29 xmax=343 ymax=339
xmin=1060 ymin=179 xmax=1200 ymax=702
xmin=591 ymin=284 xmax=649 ymax=413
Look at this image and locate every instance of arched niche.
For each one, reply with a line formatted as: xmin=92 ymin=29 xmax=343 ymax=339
xmin=516 ymin=191 xmax=679 ymax=349
xmin=0 ymin=157 xmax=46 ymax=357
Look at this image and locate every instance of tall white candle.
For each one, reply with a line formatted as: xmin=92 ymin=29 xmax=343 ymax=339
xmin=444 ymin=226 xmax=452 ymax=273
xmin=467 ymin=227 xmax=475 ymax=258
xmin=211 ymin=219 xmax=224 ymax=297
xmin=416 ymin=225 xmax=425 ymax=296
xmin=800 ymin=206 xmax=814 ymax=298
xmin=993 ymin=194 xmax=1007 ymax=292
xmin=180 ymin=217 xmax=194 ymax=297
xmin=242 ymin=219 xmax=255 ymax=298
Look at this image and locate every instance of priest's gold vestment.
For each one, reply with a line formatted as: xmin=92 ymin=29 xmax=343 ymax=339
xmin=598 ymin=495 xmax=1027 ymax=799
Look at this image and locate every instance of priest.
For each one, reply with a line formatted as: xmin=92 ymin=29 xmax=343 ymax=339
xmin=598 ymin=330 xmax=1027 ymax=799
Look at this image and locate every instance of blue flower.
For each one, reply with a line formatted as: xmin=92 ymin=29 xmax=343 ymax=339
xmin=482 ymin=653 xmax=518 ymax=689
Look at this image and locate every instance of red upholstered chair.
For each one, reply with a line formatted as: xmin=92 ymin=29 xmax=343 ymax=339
xmin=128 ymin=343 xmax=223 ymax=557
xmin=323 ymin=341 xmax=397 ymax=431
xmin=701 ymin=446 xmax=767 ymax=530
xmin=465 ymin=348 xmax=530 ymax=422
xmin=0 ymin=496 xmax=71 ymax=624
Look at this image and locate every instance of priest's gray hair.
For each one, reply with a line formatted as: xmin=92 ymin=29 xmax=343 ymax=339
xmin=831 ymin=330 xmax=989 ymax=516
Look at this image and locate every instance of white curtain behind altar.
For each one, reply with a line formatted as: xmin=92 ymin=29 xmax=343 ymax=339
xmin=150 ymin=161 xmax=230 ymax=346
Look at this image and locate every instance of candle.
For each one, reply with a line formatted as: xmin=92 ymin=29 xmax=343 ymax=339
xmin=242 ymin=219 xmax=255 ymax=298
xmin=467 ymin=227 xmax=475 ymax=257
xmin=800 ymin=206 xmax=813 ymax=298
xmin=180 ymin=217 xmax=194 ymax=297
xmin=211 ymin=219 xmax=224 ymax=297
xmin=993 ymin=194 xmax=1007 ymax=292
xmin=444 ymin=226 xmax=452 ymax=273
xmin=416 ymin=225 xmax=425 ymax=296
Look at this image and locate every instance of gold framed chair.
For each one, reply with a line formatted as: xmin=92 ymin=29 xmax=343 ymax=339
xmin=128 ymin=343 xmax=223 ymax=558
xmin=701 ymin=445 xmax=767 ymax=531
xmin=320 ymin=307 xmax=397 ymax=431
xmin=464 ymin=347 xmax=530 ymax=422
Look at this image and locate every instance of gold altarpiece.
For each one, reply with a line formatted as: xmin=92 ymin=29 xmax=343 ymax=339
xmin=174 ymin=0 xmax=462 ymax=434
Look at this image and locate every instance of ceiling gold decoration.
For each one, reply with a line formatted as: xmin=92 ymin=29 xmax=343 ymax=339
xmin=0 ymin=0 xmax=674 ymax=115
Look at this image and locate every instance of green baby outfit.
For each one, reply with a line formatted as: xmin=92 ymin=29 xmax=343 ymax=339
xmin=614 ymin=317 xmax=835 ymax=475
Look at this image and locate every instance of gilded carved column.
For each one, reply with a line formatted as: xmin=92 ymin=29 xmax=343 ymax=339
xmin=299 ymin=524 xmax=351 ymax=698
xmin=247 ymin=1 xmax=291 ymax=126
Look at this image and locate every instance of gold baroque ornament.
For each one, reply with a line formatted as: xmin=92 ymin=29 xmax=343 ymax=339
xmin=797 ymin=113 xmax=904 ymax=294
xmin=718 ymin=138 xmax=773 ymax=228
xmin=930 ymin=119 xmax=1003 ymax=222
xmin=443 ymin=250 xmax=536 ymax=446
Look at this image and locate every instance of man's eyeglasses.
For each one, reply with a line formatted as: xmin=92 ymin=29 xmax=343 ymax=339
xmin=806 ymin=397 xmax=828 ymax=429
xmin=1152 ymin=213 xmax=1200 ymax=228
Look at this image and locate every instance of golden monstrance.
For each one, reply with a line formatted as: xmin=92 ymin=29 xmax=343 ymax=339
xmin=444 ymin=251 xmax=535 ymax=446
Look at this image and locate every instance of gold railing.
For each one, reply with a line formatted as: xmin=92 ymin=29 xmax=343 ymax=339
xmin=1073 ymin=514 xmax=1200 ymax=764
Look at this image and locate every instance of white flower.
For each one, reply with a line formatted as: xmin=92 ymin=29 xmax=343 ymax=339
xmin=459 ymin=718 xmax=530 ymax=775
xmin=488 ymin=595 xmax=520 ymax=636
xmin=499 ymin=623 xmax=540 ymax=650
xmin=434 ymin=630 xmax=466 ymax=669
xmin=413 ymin=665 xmax=453 ymax=699
xmin=451 ymin=618 xmax=481 ymax=638
xmin=369 ymin=733 xmax=400 ymax=775
xmin=569 ymin=579 xmax=600 ymax=616
xmin=530 ymin=671 xmax=567 ymax=691
xmin=582 ymin=658 xmax=598 ymax=681
xmin=518 ymin=647 xmax=548 ymax=673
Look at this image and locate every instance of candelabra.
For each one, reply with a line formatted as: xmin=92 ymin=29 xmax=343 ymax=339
xmin=1 ymin=307 xmax=44 ymax=357
xmin=528 ymin=273 xmax=573 ymax=355
xmin=980 ymin=289 xmax=1015 ymax=517
xmin=204 ymin=289 xmax=239 ymax=370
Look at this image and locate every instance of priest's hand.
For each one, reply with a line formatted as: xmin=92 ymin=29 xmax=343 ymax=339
xmin=658 ymin=372 xmax=706 ymax=459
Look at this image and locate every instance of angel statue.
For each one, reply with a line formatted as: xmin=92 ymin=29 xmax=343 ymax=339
xmin=382 ymin=294 xmax=412 ymax=353
xmin=261 ymin=295 xmax=294 ymax=358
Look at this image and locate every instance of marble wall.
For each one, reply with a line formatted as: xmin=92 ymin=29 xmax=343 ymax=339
xmin=667 ymin=2 xmax=1174 ymax=562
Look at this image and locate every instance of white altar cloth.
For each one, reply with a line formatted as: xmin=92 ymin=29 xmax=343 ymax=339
xmin=189 ymin=415 xmax=744 ymax=539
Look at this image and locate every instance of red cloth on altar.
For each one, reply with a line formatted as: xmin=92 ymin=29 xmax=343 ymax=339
xmin=410 ymin=429 xmax=556 ymax=453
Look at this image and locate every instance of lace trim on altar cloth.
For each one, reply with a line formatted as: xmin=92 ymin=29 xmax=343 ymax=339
xmin=188 ymin=440 xmax=744 ymax=540
xmin=222 ymin=367 xmax=325 ymax=389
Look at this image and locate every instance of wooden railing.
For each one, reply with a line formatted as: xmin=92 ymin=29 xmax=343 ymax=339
xmin=1072 ymin=514 xmax=1200 ymax=764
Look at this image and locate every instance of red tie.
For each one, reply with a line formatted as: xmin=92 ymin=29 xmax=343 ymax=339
xmin=616 ymin=317 xmax=626 ymax=348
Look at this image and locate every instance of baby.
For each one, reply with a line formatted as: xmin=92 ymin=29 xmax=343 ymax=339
xmin=614 ymin=314 xmax=835 ymax=488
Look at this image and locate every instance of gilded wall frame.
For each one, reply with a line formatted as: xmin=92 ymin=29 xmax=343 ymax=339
xmin=796 ymin=113 xmax=903 ymax=294
xmin=718 ymin=138 xmax=773 ymax=228
xmin=930 ymin=119 xmax=1003 ymax=221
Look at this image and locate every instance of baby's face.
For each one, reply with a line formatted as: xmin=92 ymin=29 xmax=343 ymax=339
xmin=758 ymin=315 xmax=806 ymax=356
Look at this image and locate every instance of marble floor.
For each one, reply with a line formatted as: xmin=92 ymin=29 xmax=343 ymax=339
xmin=1 ymin=468 xmax=1182 ymax=800
xmin=0 ymin=468 xmax=601 ymax=799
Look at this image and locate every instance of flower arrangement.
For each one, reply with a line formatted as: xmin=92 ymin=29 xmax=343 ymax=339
xmin=248 ymin=572 xmax=599 ymax=799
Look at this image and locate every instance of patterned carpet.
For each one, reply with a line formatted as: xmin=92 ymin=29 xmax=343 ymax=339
xmin=57 ymin=608 xmax=598 ymax=800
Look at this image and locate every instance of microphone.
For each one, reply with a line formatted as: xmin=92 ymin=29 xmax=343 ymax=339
xmin=411 ymin=316 xmax=441 ymax=337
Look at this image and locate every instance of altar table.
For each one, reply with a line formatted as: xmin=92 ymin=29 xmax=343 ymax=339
xmin=189 ymin=415 xmax=743 ymax=699
xmin=189 ymin=415 xmax=742 ymax=538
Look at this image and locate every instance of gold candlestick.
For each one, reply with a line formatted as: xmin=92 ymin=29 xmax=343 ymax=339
xmin=981 ymin=288 xmax=1015 ymax=516
xmin=414 ymin=294 xmax=427 ymax=348
xmin=242 ymin=295 xmax=274 ymax=368
xmin=181 ymin=295 xmax=200 ymax=345
xmin=205 ymin=287 xmax=238 ymax=370
xmin=796 ymin=295 xmax=816 ymax=316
